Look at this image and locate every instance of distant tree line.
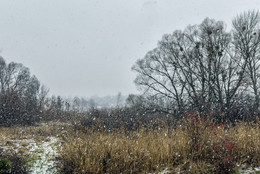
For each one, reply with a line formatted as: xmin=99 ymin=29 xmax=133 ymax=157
xmin=3 ymin=11 xmax=260 ymax=126
xmin=132 ymin=11 xmax=260 ymax=121
xmin=0 ymin=57 xmax=131 ymax=126
xmin=0 ymin=57 xmax=47 ymax=125
xmin=0 ymin=57 xmax=79 ymax=125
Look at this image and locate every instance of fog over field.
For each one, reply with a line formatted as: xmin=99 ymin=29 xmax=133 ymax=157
xmin=2 ymin=1 xmax=260 ymax=174
xmin=0 ymin=0 xmax=259 ymax=97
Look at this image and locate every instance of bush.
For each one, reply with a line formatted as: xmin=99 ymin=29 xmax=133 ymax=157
xmin=0 ymin=158 xmax=12 ymax=174
xmin=73 ymin=107 xmax=177 ymax=132
xmin=0 ymin=154 xmax=28 ymax=174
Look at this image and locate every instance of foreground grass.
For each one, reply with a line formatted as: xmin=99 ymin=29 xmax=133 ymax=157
xmin=0 ymin=122 xmax=69 ymax=173
xmin=59 ymin=119 xmax=260 ymax=173
xmin=1 ymin=118 xmax=260 ymax=173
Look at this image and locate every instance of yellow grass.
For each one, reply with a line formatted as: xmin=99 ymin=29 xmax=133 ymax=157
xmin=1 ymin=120 xmax=260 ymax=173
xmin=58 ymin=119 xmax=260 ymax=173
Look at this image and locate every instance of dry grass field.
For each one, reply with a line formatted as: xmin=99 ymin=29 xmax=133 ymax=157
xmin=1 ymin=115 xmax=260 ymax=173
xmin=58 ymin=118 xmax=260 ymax=174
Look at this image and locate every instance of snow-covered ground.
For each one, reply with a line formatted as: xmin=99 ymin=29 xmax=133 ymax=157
xmin=237 ymin=164 xmax=260 ymax=174
xmin=28 ymin=137 xmax=59 ymax=174
xmin=1 ymin=136 xmax=60 ymax=173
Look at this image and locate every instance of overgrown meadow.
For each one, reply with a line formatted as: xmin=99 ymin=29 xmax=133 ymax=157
xmin=1 ymin=110 xmax=260 ymax=174
xmin=2 ymin=10 xmax=260 ymax=173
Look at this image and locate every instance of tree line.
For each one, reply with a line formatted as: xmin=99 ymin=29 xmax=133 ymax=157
xmin=132 ymin=11 xmax=260 ymax=121
xmin=0 ymin=57 xmax=131 ymax=126
xmin=2 ymin=11 xmax=260 ymax=126
xmin=0 ymin=57 xmax=70 ymax=125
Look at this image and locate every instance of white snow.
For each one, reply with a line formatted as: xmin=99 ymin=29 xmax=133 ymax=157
xmin=28 ymin=137 xmax=59 ymax=174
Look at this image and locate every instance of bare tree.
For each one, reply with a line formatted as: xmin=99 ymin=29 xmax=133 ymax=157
xmin=0 ymin=57 xmax=46 ymax=125
xmin=132 ymin=44 xmax=185 ymax=114
xmin=133 ymin=12 xmax=259 ymax=120
xmin=233 ymin=11 xmax=260 ymax=115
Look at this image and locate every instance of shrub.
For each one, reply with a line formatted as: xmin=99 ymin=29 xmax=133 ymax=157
xmin=0 ymin=154 xmax=28 ymax=174
xmin=0 ymin=158 xmax=12 ymax=174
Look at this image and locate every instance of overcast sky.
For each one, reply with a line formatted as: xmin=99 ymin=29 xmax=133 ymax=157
xmin=0 ymin=0 xmax=259 ymax=97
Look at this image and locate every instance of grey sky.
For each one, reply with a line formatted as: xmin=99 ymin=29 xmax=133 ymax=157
xmin=0 ymin=0 xmax=259 ymax=97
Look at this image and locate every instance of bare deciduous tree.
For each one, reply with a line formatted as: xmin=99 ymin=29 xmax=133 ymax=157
xmin=233 ymin=11 xmax=260 ymax=115
xmin=133 ymin=11 xmax=260 ymax=120
xmin=0 ymin=57 xmax=47 ymax=125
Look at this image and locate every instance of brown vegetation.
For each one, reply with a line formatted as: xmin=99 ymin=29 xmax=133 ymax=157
xmin=58 ymin=115 xmax=260 ymax=173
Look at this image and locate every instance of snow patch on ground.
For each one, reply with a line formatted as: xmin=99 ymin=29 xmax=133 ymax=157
xmin=157 ymin=168 xmax=170 ymax=174
xmin=237 ymin=164 xmax=260 ymax=174
xmin=1 ymin=136 xmax=60 ymax=173
xmin=28 ymin=137 xmax=59 ymax=174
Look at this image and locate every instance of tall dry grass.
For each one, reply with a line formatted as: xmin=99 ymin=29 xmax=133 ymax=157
xmin=0 ymin=122 xmax=72 ymax=173
xmin=58 ymin=116 xmax=260 ymax=174
xmin=1 ymin=117 xmax=260 ymax=173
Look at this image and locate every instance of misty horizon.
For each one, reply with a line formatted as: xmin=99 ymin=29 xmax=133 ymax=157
xmin=1 ymin=0 xmax=259 ymax=97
